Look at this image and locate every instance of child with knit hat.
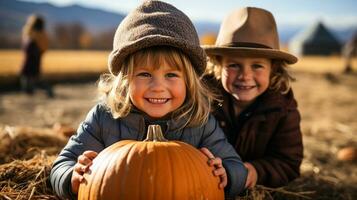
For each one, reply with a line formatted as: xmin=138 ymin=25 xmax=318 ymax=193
xmin=203 ymin=7 xmax=303 ymax=189
xmin=50 ymin=1 xmax=247 ymax=199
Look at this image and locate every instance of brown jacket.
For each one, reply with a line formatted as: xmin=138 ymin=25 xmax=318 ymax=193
xmin=213 ymin=87 xmax=303 ymax=187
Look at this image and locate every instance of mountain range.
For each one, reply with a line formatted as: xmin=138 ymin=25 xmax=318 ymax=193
xmin=0 ymin=0 xmax=355 ymax=49
xmin=0 ymin=0 xmax=124 ymax=35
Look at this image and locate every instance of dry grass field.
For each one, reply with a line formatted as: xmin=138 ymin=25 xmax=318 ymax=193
xmin=0 ymin=50 xmax=356 ymax=76
xmin=0 ymin=50 xmax=356 ymax=199
xmin=0 ymin=50 xmax=109 ymax=75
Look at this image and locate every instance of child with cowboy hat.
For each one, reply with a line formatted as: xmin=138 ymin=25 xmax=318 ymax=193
xmin=50 ymin=1 xmax=248 ymax=199
xmin=203 ymin=7 xmax=303 ymax=189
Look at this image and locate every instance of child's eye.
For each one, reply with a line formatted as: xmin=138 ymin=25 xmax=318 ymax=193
xmin=136 ymin=72 xmax=151 ymax=77
xmin=252 ymin=64 xmax=264 ymax=69
xmin=166 ymin=72 xmax=180 ymax=78
xmin=226 ymin=63 xmax=241 ymax=69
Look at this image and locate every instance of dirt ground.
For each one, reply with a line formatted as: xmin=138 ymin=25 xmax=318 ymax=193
xmin=0 ymin=71 xmax=356 ymax=199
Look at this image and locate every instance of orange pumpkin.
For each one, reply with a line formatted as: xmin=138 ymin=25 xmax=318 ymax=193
xmin=78 ymin=125 xmax=224 ymax=200
xmin=337 ymin=146 xmax=357 ymax=161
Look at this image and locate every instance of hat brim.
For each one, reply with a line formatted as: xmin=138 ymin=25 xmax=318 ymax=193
xmin=202 ymin=45 xmax=298 ymax=64
xmin=109 ymin=35 xmax=206 ymax=75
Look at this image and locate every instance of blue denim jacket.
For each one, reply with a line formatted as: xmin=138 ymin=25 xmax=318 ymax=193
xmin=50 ymin=103 xmax=247 ymax=199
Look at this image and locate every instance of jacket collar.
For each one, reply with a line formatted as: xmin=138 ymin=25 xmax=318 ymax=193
xmin=220 ymin=88 xmax=297 ymax=116
xmin=121 ymin=109 xmax=188 ymax=135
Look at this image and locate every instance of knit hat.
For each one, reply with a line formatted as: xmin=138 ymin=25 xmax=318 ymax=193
xmin=202 ymin=7 xmax=297 ymax=64
xmin=108 ymin=0 xmax=206 ymax=75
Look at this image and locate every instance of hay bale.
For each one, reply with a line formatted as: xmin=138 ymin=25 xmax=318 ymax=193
xmin=0 ymin=126 xmax=67 ymax=164
xmin=273 ymin=172 xmax=356 ymax=200
xmin=0 ymin=153 xmax=60 ymax=200
xmin=234 ymin=185 xmax=314 ymax=200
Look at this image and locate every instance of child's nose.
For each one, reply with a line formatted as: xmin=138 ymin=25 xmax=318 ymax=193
xmin=238 ymin=67 xmax=253 ymax=80
xmin=150 ymin=77 xmax=165 ymax=91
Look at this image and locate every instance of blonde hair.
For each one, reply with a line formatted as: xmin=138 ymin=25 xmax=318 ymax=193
xmin=205 ymin=56 xmax=294 ymax=94
xmin=98 ymin=46 xmax=215 ymax=128
xmin=22 ymin=14 xmax=48 ymax=52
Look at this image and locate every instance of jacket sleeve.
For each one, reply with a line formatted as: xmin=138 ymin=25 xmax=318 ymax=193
xmin=199 ymin=115 xmax=248 ymax=197
xmin=250 ymin=108 xmax=303 ymax=187
xmin=50 ymin=104 xmax=106 ymax=199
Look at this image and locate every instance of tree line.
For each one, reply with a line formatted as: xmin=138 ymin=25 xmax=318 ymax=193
xmin=0 ymin=21 xmax=219 ymax=50
xmin=1 ymin=22 xmax=115 ymax=50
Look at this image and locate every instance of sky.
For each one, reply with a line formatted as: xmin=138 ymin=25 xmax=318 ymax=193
xmin=21 ymin=0 xmax=357 ymax=28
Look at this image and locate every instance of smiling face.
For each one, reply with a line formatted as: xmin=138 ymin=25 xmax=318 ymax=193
xmin=221 ymin=56 xmax=271 ymax=104
xmin=129 ymin=59 xmax=186 ymax=119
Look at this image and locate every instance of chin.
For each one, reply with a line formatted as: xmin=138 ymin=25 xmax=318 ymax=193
xmin=236 ymin=95 xmax=257 ymax=103
xmin=148 ymin=112 xmax=168 ymax=119
xmin=148 ymin=114 xmax=164 ymax=119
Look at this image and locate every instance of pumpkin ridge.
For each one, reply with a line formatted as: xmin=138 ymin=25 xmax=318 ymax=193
xmin=189 ymin=145 xmax=214 ymax=199
xmin=147 ymin=142 xmax=154 ymax=199
xmin=177 ymin=141 xmax=196 ymax=199
xmin=108 ymin=142 xmax=128 ymax=198
xmin=153 ymin=142 xmax=162 ymax=200
xmin=164 ymin=142 xmax=174 ymax=199
xmin=186 ymin=145 xmax=220 ymax=199
xmin=166 ymin=142 xmax=179 ymax=199
xmin=91 ymin=147 xmax=115 ymax=199
xmin=124 ymin=141 xmax=143 ymax=199
xmin=99 ymin=141 xmax=131 ymax=199
xmin=182 ymin=142 xmax=223 ymax=199
xmin=97 ymin=149 xmax=116 ymax=199
xmin=104 ymin=142 xmax=136 ymax=199
xmin=180 ymin=143 xmax=206 ymax=199
xmin=80 ymin=143 xmax=122 ymax=199
xmin=139 ymin=141 xmax=152 ymax=200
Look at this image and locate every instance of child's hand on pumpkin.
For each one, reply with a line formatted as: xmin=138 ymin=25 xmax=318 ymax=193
xmin=71 ymin=150 xmax=98 ymax=194
xmin=244 ymin=162 xmax=258 ymax=189
xmin=200 ymin=147 xmax=227 ymax=189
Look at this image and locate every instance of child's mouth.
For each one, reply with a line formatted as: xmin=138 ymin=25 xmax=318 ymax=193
xmin=233 ymin=84 xmax=256 ymax=90
xmin=146 ymin=98 xmax=169 ymax=104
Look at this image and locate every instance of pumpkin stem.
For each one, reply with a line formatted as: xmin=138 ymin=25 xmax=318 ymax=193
xmin=144 ymin=125 xmax=168 ymax=142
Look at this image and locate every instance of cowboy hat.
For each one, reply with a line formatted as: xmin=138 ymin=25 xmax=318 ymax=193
xmin=202 ymin=7 xmax=297 ymax=64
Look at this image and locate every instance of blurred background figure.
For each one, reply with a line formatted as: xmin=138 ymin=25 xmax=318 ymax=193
xmin=343 ymin=31 xmax=357 ymax=73
xmin=20 ymin=14 xmax=54 ymax=97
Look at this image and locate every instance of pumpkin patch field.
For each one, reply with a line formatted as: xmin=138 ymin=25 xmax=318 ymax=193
xmin=0 ymin=58 xmax=356 ymax=199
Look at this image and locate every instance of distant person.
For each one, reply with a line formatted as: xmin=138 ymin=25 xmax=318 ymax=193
xmin=21 ymin=14 xmax=53 ymax=97
xmin=203 ymin=7 xmax=303 ymax=189
xmin=50 ymin=1 xmax=247 ymax=199
xmin=343 ymin=31 xmax=357 ymax=73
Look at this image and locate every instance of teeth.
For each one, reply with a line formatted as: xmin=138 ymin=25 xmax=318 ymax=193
xmin=147 ymin=98 xmax=168 ymax=103
xmin=235 ymin=85 xmax=255 ymax=90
